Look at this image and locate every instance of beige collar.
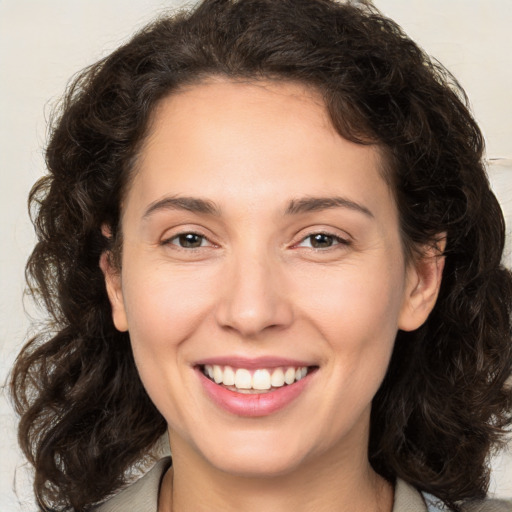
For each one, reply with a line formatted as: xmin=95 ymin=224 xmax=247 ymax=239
xmin=96 ymin=457 xmax=430 ymax=512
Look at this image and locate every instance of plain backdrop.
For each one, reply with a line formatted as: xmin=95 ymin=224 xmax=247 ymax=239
xmin=1 ymin=1 xmax=511 ymax=510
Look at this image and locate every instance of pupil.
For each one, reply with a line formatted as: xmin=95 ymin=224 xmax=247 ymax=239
xmin=179 ymin=233 xmax=202 ymax=248
xmin=311 ymin=233 xmax=333 ymax=248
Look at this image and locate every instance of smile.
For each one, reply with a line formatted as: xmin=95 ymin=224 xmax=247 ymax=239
xmin=196 ymin=361 xmax=317 ymax=417
xmin=202 ymin=365 xmax=310 ymax=393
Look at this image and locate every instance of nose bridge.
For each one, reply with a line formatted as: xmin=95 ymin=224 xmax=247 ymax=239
xmin=216 ymin=241 xmax=293 ymax=336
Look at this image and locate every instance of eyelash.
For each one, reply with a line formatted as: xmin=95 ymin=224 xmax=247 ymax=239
xmin=162 ymin=232 xmax=214 ymax=249
xmin=294 ymin=232 xmax=350 ymax=250
xmin=162 ymin=231 xmax=350 ymax=251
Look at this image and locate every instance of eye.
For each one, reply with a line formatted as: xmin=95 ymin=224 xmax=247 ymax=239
xmin=296 ymin=232 xmax=348 ymax=249
xmin=166 ymin=232 xmax=211 ymax=249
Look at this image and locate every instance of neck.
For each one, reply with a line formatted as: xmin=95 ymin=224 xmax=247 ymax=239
xmin=158 ymin=436 xmax=393 ymax=512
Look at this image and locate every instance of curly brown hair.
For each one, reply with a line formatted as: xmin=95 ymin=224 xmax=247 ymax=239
xmin=10 ymin=0 xmax=512 ymax=510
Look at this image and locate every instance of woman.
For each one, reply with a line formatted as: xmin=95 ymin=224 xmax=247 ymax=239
xmin=10 ymin=0 xmax=512 ymax=511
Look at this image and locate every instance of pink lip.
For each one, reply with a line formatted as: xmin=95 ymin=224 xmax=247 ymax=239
xmin=196 ymin=367 xmax=315 ymax=417
xmin=195 ymin=356 xmax=313 ymax=369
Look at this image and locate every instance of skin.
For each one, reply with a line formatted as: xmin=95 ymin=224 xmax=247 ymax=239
xmin=101 ymin=79 xmax=444 ymax=512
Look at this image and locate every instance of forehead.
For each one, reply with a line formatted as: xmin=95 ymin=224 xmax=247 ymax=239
xmin=124 ymin=79 xmax=393 ymax=221
xmin=139 ymin=79 xmax=340 ymax=173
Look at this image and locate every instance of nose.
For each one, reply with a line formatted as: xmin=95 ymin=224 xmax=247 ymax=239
xmin=215 ymin=250 xmax=294 ymax=338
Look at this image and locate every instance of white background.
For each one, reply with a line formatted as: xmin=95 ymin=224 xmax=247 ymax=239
xmin=1 ymin=1 xmax=511 ymax=510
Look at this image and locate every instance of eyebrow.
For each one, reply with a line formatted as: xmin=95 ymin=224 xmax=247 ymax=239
xmin=143 ymin=196 xmax=221 ymax=219
xmin=285 ymin=196 xmax=374 ymax=218
xmin=142 ymin=194 xmax=374 ymax=220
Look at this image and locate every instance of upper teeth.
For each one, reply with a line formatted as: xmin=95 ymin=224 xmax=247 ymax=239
xmin=204 ymin=365 xmax=309 ymax=391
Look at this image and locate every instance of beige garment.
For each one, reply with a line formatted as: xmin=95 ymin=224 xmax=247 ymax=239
xmin=94 ymin=457 xmax=511 ymax=512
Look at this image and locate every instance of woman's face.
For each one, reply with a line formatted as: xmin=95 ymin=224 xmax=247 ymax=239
xmin=103 ymin=79 xmax=439 ymax=478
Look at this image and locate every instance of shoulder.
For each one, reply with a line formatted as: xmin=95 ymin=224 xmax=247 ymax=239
xmin=395 ymin=479 xmax=512 ymax=512
xmin=424 ymin=494 xmax=512 ymax=512
xmin=460 ymin=500 xmax=512 ymax=512
xmin=93 ymin=457 xmax=172 ymax=512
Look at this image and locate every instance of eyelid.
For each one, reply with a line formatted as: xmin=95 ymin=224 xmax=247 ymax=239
xmin=160 ymin=227 xmax=218 ymax=249
xmin=291 ymin=227 xmax=353 ymax=249
xmin=158 ymin=225 xmax=352 ymax=251
xmin=296 ymin=233 xmax=350 ymax=249
xmin=170 ymin=233 xmax=211 ymax=248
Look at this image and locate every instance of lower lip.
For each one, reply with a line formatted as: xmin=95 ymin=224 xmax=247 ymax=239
xmin=197 ymin=369 xmax=313 ymax=417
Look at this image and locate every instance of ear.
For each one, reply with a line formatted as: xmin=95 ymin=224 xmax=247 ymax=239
xmin=99 ymin=226 xmax=128 ymax=332
xmin=398 ymin=236 xmax=446 ymax=332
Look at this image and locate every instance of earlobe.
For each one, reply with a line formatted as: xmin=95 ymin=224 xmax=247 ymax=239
xmin=99 ymin=250 xmax=129 ymax=332
xmin=398 ymin=237 xmax=446 ymax=332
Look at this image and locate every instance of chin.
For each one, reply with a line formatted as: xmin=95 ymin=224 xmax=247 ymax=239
xmin=193 ymin=429 xmax=310 ymax=478
xmin=211 ymin=451 xmax=305 ymax=479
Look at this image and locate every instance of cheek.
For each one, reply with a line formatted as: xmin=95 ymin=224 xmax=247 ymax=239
xmin=297 ymin=259 xmax=406 ymax=340
xmin=293 ymin=256 xmax=406 ymax=395
xmin=119 ymin=262 xmax=221 ymax=426
xmin=120 ymin=261 xmax=219 ymax=364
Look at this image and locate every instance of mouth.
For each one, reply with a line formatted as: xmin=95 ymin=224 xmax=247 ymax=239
xmin=200 ymin=364 xmax=317 ymax=394
xmin=195 ymin=357 xmax=318 ymax=416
